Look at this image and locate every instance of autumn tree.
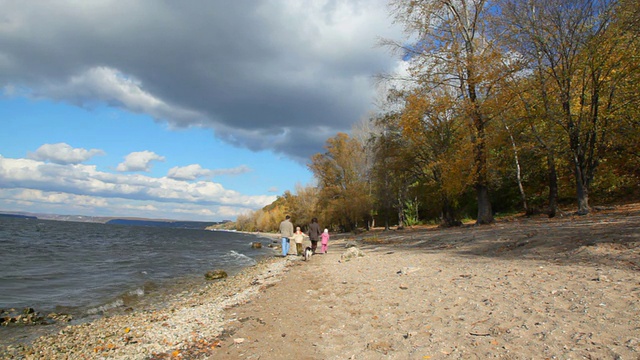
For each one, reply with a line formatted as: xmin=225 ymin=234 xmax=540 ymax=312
xmin=385 ymin=0 xmax=517 ymax=224
xmin=398 ymin=87 xmax=471 ymax=226
xmin=500 ymin=0 xmax=640 ymax=214
xmin=309 ymin=132 xmax=372 ymax=232
xmin=370 ymin=109 xmax=416 ymax=229
xmin=498 ymin=69 xmax=565 ymax=217
xmin=284 ymin=184 xmax=320 ymax=230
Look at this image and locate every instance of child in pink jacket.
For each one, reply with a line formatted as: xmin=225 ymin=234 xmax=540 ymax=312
xmin=321 ymin=228 xmax=330 ymax=254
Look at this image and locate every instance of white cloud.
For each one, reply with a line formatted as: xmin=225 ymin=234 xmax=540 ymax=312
xmin=211 ymin=165 xmax=252 ymax=177
xmin=0 ymin=187 xmax=257 ymax=221
xmin=116 ymin=150 xmax=165 ymax=172
xmin=27 ymin=143 xmax=105 ymax=164
xmin=167 ymin=164 xmax=211 ymax=180
xmin=0 ymin=156 xmax=275 ymax=211
xmin=167 ymin=164 xmax=252 ymax=181
xmin=10 ymin=188 xmax=109 ymax=208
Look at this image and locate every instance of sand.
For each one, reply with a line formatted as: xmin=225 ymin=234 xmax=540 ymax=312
xmin=2 ymin=204 xmax=639 ymax=359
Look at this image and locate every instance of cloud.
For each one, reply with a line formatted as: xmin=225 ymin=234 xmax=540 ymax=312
xmin=8 ymin=188 xmax=109 ymax=208
xmin=116 ymin=151 xmax=165 ymax=172
xmin=0 ymin=155 xmax=276 ymax=213
xmin=0 ymin=188 xmax=253 ymax=221
xmin=167 ymin=164 xmax=251 ymax=180
xmin=27 ymin=143 xmax=105 ymax=164
xmin=37 ymin=67 xmax=206 ymax=127
xmin=0 ymin=1 xmax=403 ymax=162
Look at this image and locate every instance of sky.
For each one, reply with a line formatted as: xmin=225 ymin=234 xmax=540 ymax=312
xmin=0 ymin=0 xmax=404 ymax=222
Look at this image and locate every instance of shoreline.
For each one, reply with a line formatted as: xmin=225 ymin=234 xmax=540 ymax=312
xmin=0 ymin=229 xmax=277 ymax=352
xmin=0 ymin=254 xmax=292 ymax=359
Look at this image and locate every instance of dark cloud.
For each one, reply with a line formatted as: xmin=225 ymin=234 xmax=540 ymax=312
xmin=0 ymin=0 xmax=401 ymax=162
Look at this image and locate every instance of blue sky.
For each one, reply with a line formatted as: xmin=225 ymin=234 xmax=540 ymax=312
xmin=0 ymin=1 xmax=403 ymax=221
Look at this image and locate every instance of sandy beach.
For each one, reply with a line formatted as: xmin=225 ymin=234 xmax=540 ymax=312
xmin=2 ymin=204 xmax=639 ymax=359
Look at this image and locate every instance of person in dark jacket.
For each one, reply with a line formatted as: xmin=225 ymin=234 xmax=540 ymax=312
xmin=307 ymin=217 xmax=321 ymax=254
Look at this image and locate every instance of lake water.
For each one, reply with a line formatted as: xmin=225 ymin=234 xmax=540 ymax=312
xmin=0 ymin=216 xmax=275 ymax=343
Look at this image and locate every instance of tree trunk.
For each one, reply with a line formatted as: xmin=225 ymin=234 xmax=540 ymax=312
xmin=574 ymin=161 xmax=590 ymax=215
xmin=476 ymin=184 xmax=493 ymax=224
xmin=396 ymin=186 xmax=406 ymax=229
xmin=440 ymin=196 xmax=462 ymax=227
xmin=503 ymin=120 xmax=528 ymax=214
xmin=569 ymin=122 xmax=590 ymax=215
xmin=547 ymin=152 xmax=559 ymax=218
xmin=468 ymin=77 xmax=494 ymax=225
xmin=397 ymin=207 xmax=405 ymax=229
xmin=474 ymin=122 xmax=494 ymax=224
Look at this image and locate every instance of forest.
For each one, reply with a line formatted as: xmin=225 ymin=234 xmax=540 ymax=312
xmin=229 ymin=0 xmax=639 ymax=233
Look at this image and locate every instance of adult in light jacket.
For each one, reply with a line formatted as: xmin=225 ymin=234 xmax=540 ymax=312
xmin=279 ymin=215 xmax=294 ymax=257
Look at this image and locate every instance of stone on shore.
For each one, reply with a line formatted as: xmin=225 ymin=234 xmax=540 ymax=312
xmin=340 ymin=246 xmax=364 ymax=261
xmin=1 ymin=307 xmax=48 ymax=326
xmin=345 ymin=241 xmax=358 ymax=248
xmin=205 ymin=269 xmax=228 ymax=280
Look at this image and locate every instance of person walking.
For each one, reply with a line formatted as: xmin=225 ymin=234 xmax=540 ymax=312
xmin=279 ymin=215 xmax=294 ymax=257
xmin=292 ymin=226 xmax=306 ymax=256
xmin=320 ymin=228 xmax=330 ymax=254
xmin=307 ymin=217 xmax=321 ymax=254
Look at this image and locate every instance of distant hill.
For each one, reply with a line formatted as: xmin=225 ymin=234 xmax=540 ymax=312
xmin=0 ymin=213 xmax=37 ymax=220
xmin=106 ymin=219 xmax=217 ymax=230
xmin=0 ymin=211 xmax=223 ymax=229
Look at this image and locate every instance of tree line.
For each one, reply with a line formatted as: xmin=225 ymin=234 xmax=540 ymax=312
xmin=230 ymin=0 xmax=639 ymax=233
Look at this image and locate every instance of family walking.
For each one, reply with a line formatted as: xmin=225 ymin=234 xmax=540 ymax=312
xmin=279 ymin=215 xmax=329 ymax=256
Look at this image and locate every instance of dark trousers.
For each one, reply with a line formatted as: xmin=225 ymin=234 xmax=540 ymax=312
xmin=311 ymin=240 xmax=318 ymax=253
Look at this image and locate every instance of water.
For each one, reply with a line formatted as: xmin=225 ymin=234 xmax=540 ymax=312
xmin=0 ymin=217 xmax=275 ymax=342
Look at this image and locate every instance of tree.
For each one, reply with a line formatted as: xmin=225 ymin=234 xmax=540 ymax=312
xmin=309 ymin=133 xmax=372 ymax=232
xmin=399 ymin=88 xmax=470 ymax=226
xmin=500 ymin=0 xmax=640 ymax=214
xmin=286 ymin=184 xmax=320 ymax=230
xmin=351 ymin=117 xmax=380 ymax=229
xmin=500 ymin=70 xmax=564 ymax=217
xmin=385 ymin=0 xmax=515 ymax=224
xmin=370 ymin=110 xmax=415 ymax=229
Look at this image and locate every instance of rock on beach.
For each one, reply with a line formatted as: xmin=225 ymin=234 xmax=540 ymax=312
xmin=340 ymin=246 xmax=365 ymax=261
xmin=204 ymin=269 xmax=228 ymax=280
